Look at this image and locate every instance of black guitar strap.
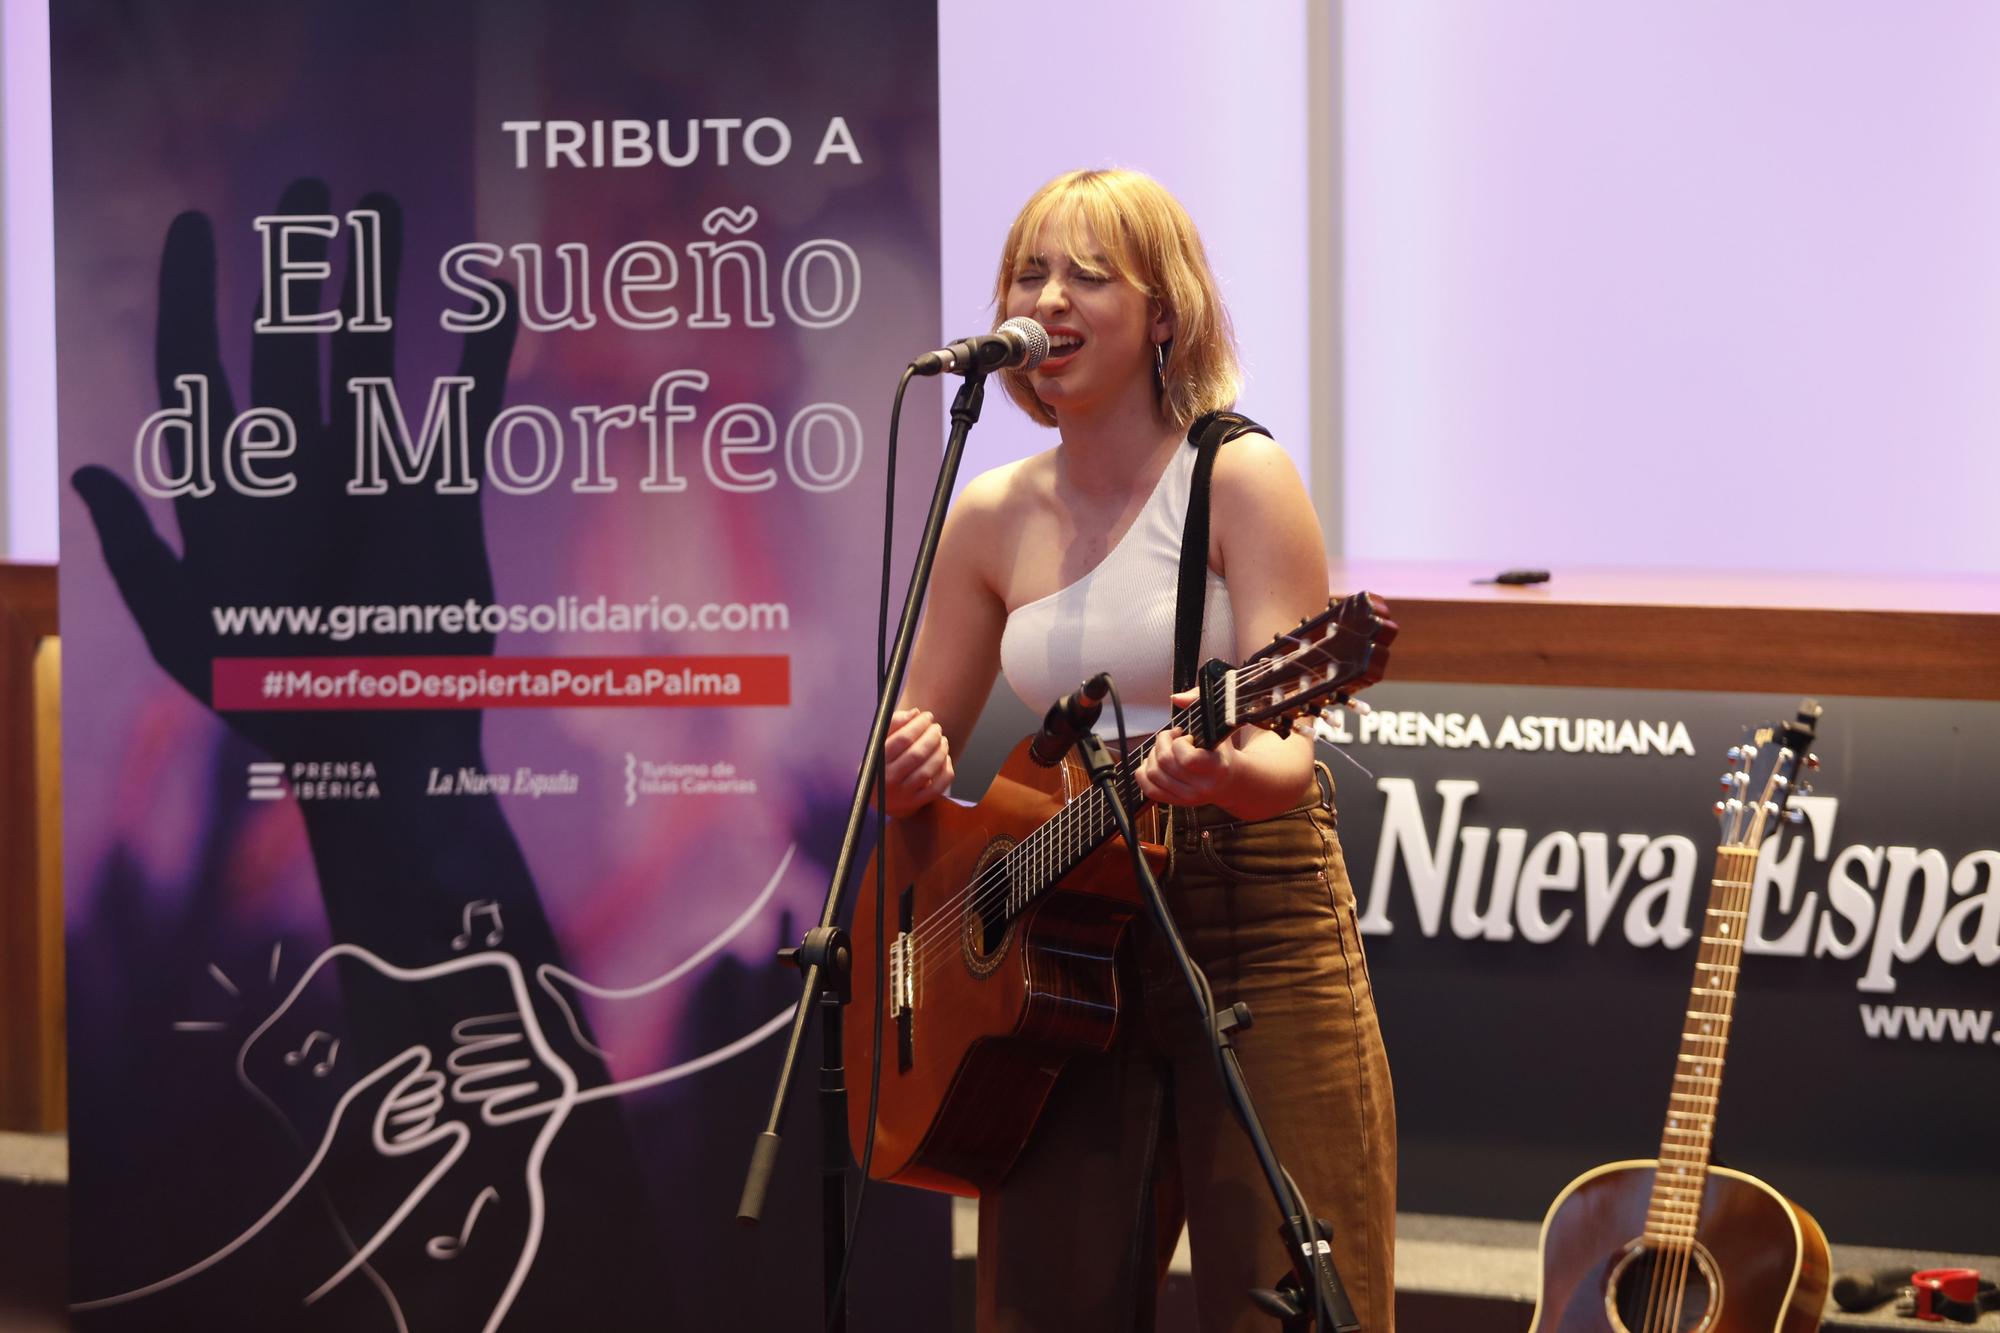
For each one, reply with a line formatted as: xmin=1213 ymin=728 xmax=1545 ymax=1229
xmin=1173 ymin=410 xmax=1265 ymax=693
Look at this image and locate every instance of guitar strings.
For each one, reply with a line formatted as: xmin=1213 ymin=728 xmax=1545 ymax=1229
xmin=897 ymin=623 xmax=1373 ymax=974
xmin=1639 ymin=751 xmax=1783 ymax=1333
xmin=900 ymin=700 xmax=1182 ymax=978
xmin=898 ymin=625 xmax=1370 ymax=984
xmin=893 ymin=627 xmax=1349 ymax=970
xmin=1647 ymin=854 xmax=1750 ymax=1333
xmin=888 ymin=629 xmax=1330 ymax=973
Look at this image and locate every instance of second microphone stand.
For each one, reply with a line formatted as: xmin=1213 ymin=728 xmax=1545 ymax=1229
xmin=1071 ymin=722 xmax=1362 ymax=1333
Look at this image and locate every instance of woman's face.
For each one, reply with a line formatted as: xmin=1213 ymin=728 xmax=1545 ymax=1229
xmin=1004 ymin=220 xmax=1167 ymax=420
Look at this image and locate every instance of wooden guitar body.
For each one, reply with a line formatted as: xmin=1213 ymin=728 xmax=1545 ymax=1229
xmin=1529 ymin=1161 xmax=1830 ymax=1333
xmin=845 ymin=736 xmax=1166 ymax=1197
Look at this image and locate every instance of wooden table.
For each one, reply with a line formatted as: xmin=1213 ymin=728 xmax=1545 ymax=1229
xmin=1327 ymin=560 xmax=2000 ymax=699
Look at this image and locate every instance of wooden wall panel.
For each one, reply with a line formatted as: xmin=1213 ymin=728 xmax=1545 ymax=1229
xmin=34 ymin=639 xmax=64 ymax=1128
xmin=0 ymin=562 xmax=59 ymax=1131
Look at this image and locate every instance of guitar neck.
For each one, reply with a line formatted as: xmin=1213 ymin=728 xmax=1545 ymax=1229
xmin=1643 ymin=844 xmax=1755 ymax=1245
xmin=987 ymin=591 xmax=1396 ymax=921
xmin=997 ymin=700 xmax=1209 ymax=917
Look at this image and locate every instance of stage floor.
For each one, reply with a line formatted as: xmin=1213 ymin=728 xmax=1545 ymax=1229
xmin=7 ymin=1131 xmax=1993 ymax=1331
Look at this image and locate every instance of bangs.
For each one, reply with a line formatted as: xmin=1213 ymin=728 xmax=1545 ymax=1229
xmin=1008 ymin=184 xmax=1153 ymax=293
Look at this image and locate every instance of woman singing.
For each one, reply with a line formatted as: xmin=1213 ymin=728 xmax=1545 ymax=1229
xmin=881 ymin=168 xmax=1396 ymax=1333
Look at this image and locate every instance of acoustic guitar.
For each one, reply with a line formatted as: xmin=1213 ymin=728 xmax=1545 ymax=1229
xmin=1528 ymin=702 xmax=1832 ymax=1333
xmin=847 ymin=590 xmax=1397 ymax=1196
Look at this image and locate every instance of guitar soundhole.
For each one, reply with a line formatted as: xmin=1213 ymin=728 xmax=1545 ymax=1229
xmin=1605 ymin=1240 xmax=1721 ymax=1333
xmin=960 ymin=838 xmax=1018 ymax=977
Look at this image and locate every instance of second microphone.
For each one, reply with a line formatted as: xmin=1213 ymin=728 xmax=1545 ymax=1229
xmin=1030 ymin=673 xmax=1113 ymax=767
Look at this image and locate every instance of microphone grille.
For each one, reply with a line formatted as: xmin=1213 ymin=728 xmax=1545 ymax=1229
xmin=1000 ymin=316 xmax=1049 ymax=370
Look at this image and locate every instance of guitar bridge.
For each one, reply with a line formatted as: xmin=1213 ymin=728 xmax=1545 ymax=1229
xmin=892 ymin=887 xmax=915 ymax=1070
xmin=889 ymin=932 xmax=914 ymax=1017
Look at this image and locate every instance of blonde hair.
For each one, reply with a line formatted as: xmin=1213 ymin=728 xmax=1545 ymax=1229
xmin=991 ymin=168 xmax=1241 ymax=433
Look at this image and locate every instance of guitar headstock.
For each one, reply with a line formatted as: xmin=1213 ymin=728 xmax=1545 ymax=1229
xmin=1204 ymin=591 xmax=1398 ymax=741
xmin=1716 ymin=699 xmax=1823 ymax=852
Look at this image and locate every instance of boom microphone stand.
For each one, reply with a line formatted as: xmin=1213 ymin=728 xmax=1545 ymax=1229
xmin=1070 ymin=710 xmax=1362 ymax=1333
xmin=736 ymin=369 xmax=992 ymax=1333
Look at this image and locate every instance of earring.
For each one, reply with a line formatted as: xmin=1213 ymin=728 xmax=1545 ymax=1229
xmin=1153 ymin=341 xmax=1167 ymax=393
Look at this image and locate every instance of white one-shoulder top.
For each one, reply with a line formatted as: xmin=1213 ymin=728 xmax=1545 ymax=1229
xmin=998 ymin=444 xmax=1234 ymax=740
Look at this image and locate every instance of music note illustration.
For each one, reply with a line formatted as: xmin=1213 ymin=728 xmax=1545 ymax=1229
xmin=451 ymin=901 xmax=504 ymax=952
xmin=283 ymin=1031 xmax=339 ymax=1077
xmin=426 ymin=1186 xmax=501 ymax=1261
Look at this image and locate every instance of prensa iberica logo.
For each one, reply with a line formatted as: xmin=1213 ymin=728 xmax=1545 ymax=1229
xmin=246 ymin=760 xmax=382 ymax=801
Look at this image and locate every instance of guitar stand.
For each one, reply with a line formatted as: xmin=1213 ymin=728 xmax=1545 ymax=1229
xmin=1074 ymin=731 xmax=1363 ymax=1333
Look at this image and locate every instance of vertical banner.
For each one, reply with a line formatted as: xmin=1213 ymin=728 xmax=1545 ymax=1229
xmin=54 ymin=3 xmax=944 ymax=1328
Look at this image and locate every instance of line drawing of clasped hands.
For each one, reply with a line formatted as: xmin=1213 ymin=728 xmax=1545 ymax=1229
xmin=253 ymin=947 xmax=581 ymax=1333
xmin=76 ymin=945 xmax=580 ymax=1333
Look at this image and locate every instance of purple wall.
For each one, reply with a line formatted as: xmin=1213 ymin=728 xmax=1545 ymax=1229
xmin=2 ymin=0 xmax=57 ymax=561
xmin=1343 ymin=3 xmax=2000 ymax=575
xmin=938 ymin=1 xmax=1313 ymax=495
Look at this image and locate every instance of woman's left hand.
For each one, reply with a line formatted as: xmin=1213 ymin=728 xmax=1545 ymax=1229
xmin=1136 ymin=687 xmax=1319 ymax=818
xmin=1136 ymin=688 xmax=1229 ymax=808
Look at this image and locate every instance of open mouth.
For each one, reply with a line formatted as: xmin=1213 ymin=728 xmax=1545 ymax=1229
xmin=1042 ymin=331 xmax=1084 ymax=362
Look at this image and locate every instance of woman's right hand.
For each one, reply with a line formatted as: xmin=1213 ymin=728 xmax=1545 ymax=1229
xmin=878 ymin=707 xmax=954 ymax=817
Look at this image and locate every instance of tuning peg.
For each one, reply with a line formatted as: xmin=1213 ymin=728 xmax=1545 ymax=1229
xmin=1785 ymin=807 xmax=1806 ymax=824
xmin=1797 ymin=782 xmax=1814 ymax=797
xmin=1806 ymin=753 xmax=1820 ymax=770
xmin=1718 ymin=775 xmax=1735 ymax=792
xmin=1714 ymin=801 xmax=1727 ymax=817
xmin=1726 ymin=746 xmax=1743 ymax=766
xmin=1772 ymin=774 xmax=1790 ymax=789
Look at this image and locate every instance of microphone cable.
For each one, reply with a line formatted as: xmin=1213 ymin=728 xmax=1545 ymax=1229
xmin=824 ymin=363 xmax=919 ymax=1329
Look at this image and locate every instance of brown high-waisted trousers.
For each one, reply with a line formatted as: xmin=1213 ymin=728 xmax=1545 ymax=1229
xmin=976 ymin=770 xmax=1397 ymax=1333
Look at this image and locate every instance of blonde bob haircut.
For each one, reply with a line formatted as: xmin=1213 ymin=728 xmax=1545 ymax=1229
xmin=992 ymin=168 xmax=1241 ymax=434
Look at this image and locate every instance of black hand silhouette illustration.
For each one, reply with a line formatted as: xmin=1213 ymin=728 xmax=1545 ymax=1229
xmin=73 ymin=177 xmax=510 ymax=757
xmin=69 ymin=177 xmax=560 ymax=984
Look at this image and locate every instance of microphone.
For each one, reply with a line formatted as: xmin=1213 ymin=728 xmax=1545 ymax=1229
xmin=1030 ymin=672 xmax=1111 ymax=767
xmin=911 ymin=316 xmax=1049 ymax=377
xmin=1832 ymin=1267 xmax=1913 ymax=1313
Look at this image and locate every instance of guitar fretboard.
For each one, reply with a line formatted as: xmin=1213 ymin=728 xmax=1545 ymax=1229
xmin=997 ymin=700 xmax=1203 ymax=918
xmin=1643 ymin=844 xmax=1756 ymax=1245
